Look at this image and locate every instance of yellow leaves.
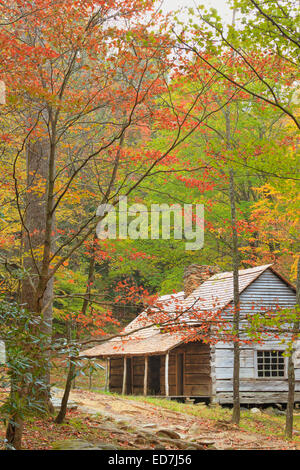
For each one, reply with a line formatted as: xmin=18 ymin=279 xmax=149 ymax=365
xmin=254 ymin=183 xmax=279 ymax=198
xmin=239 ymin=246 xmax=251 ymax=252
xmin=290 ymin=257 xmax=300 ymax=282
xmin=250 ymin=180 xmax=299 ymax=279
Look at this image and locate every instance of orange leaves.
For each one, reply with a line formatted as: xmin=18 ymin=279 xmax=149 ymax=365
xmin=0 ymin=134 xmax=11 ymax=142
xmin=1 ymin=0 xmax=170 ymax=113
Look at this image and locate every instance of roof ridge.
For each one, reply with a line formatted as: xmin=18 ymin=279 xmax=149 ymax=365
xmin=209 ymin=264 xmax=273 ymax=280
xmin=183 ymin=264 xmax=273 ymax=307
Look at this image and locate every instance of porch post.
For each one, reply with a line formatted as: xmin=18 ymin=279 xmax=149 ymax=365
xmin=143 ymin=356 xmax=148 ymax=396
xmin=122 ymin=356 xmax=127 ymax=395
xmin=165 ymin=352 xmax=169 ymax=397
xmin=105 ymin=358 xmax=109 ymax=392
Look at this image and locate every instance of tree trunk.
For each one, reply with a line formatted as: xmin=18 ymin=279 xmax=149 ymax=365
xmin=229 ymin=168 xmax=240 ymax=425
xmin=81 ymin=235 xmax=97 ymax=316
xmin=285 ymin=257 xmax=300 ymax=438
xmin=286 ymin=354 xmax=295 ymax=439
xmin=55 ymin=361 xmax=76 ymax=424
xmin=55 ymin=245 xmax=97 ymax=421
xmin=5 ymin=414 xmax=24 ymax=450
xmin=22 ymin=139 xmax=52 ymax=310
xmin=227 ymin=11 xmax=240 ymax=426
xmin=224 ymin=103 xmax=241 ymax=425
xmin=5 ymin=353 xmax=26 ymax=450
xmin=20 ymin=138 xmax=55 ymax=412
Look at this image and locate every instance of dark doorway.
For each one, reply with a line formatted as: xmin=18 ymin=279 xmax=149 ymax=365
xmin=126 ymin=357 xmax=133 ymax=394
xmin=176 ymin=353 xmax=184 ymax=395
xmin=148 ymin=356 xmax=161 ymax=395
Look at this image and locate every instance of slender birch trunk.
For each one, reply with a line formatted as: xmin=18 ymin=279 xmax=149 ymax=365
xmin=225 ymin=105 xmax=240 ymax=425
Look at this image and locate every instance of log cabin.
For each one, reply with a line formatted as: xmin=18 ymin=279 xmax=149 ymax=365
xmin=81 ymin=264 xmax=300 ymax=404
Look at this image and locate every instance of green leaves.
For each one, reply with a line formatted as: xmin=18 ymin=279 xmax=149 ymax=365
xmin=230 ymin=0 xmax=300 ymax=65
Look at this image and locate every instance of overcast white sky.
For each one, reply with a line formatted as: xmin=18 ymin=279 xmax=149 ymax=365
xmin=161 ymin=0 xmax=233 ymax=22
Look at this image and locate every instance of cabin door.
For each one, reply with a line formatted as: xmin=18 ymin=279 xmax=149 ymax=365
xmin=176 ymin=353 xmax=184 ymax=395
xmin=148 ymin=356 xmax=161 ymax=395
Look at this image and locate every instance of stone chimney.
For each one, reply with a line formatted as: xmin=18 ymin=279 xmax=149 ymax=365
xmin=183 ymin=264 xmax=221 ymax=298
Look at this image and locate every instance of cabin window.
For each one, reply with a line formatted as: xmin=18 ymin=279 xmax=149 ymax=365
xmin=256 ymin=350 xmax=285 ymax=378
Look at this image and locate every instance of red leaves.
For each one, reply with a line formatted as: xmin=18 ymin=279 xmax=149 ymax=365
xmin=0 ymin=134 xmax=11 ymax=142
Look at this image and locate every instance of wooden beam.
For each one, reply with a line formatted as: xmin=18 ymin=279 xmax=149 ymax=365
xmin=131 ymin=357 xmax=134 ymax=394
xmin=122 ymin=357 xmax=127 ymax=395
xmin=165 ymin=352 xmax=169 ymax=397
xmin=144 ymin=356 xmax=148 ymax=396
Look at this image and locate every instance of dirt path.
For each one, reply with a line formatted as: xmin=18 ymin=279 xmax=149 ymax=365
xmin=52 ymin=389 xmax=298 ymax=450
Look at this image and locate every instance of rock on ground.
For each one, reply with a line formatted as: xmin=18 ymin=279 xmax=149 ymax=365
xmin=52 ymin=439 xmax=120 ymax=450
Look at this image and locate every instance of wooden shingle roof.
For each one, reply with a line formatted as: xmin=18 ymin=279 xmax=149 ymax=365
xmin=181 ymin=264 xmax=273 ymax=316
xmin=80 ymin=332 xmax=187 ymax=358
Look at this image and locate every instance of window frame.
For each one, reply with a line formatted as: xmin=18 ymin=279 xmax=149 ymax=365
xmin=255 ymin=349 xmax=287 ymax=380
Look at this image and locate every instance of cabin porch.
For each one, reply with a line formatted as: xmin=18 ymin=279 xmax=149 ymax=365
xmin=107 ymin=340 xmax=212 ymax=399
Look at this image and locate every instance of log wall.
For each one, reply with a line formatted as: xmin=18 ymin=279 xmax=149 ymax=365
xmin=213 ymin=269 xmax=300 ymax=404
xmin=108 ymin=341 xmax=212 ymax=397
xmin=109 ymin=357 xmax=123 ymax=393
xmin=160 ymin=341 xmax=211 ymax=396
